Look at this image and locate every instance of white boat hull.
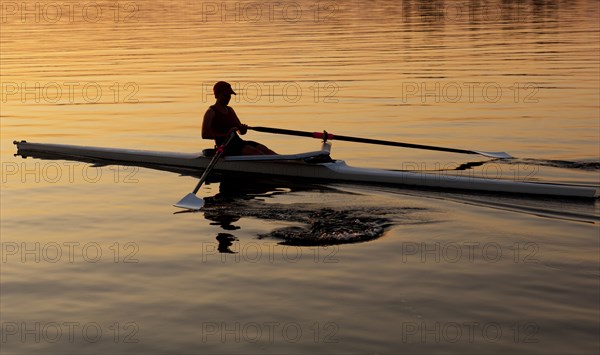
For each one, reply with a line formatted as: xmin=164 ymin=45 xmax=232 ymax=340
xmin=14 ymin=141 xmax=599 ymax=198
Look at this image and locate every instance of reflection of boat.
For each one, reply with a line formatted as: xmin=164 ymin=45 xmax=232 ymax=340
xmin=13 ymin=140 xmax=599 ymax=198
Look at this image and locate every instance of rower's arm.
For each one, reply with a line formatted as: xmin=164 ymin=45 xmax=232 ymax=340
xmin=201 ymin=109 xmax=219 ymax=139
xmin=230 ymin=108 xmax=248 ymax=135
xmin=202 ymin=107 xmax=246 ymax=139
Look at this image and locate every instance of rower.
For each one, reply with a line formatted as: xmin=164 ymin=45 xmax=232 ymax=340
xmin=202 ymin=81 xmax=276 ymax=156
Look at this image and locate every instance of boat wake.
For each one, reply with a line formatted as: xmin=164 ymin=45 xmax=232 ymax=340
xmin=423 ymin=158 xmax=600 ymax=172
xmin=204 ymin=203 xmax=394 ymax=246
xmin=197 ymin=179 xmax=432 ymax=246
xmin=504 ymin=158 xmax=600 ymax=171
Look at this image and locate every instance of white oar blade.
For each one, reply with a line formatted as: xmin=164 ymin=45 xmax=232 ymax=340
xmin=174 ymin=193 xmax=205 ymax=210
xmin=474 ymin=151 xmax=512 ymax=159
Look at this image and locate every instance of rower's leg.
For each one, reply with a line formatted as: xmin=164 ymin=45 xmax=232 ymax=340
xmin=255 ymin=144 xmax=277 ymax=155
xmin=241 ymin=144 xmax=277 ymax=155
xmin=240 ymin=145 xmax=264 ymax=155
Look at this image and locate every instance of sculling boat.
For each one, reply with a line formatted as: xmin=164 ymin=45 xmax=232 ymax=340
xmin=13 ymin=140 xmax=599 ymax=199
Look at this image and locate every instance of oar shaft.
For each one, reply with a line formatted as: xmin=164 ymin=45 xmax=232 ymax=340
xmin=250 ymin=126 xmax=478 ymax=155
xmin=329 ymin=133 xmax=478 ymax=155
xmin=174 ymin=132 xmax=238 ymax=210
xmin=192 ymin=132 xmax=235 ymax=194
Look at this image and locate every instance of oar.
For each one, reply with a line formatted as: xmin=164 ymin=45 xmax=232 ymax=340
xmin=249 ymin=126 xmax=512 ymax=159
xmin=174 ymin=132 xmax=236 ymax=210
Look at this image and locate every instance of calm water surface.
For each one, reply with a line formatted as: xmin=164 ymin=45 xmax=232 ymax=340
xmin=1 ymin=0 xmax=599 ymax=353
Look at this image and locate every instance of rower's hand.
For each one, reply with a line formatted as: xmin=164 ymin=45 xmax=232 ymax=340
xmin=239 ymin=124 xmax=248 ymax=135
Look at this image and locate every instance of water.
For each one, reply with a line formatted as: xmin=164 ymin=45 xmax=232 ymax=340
xmin=1 ymin=0 xmax=599 ymax=353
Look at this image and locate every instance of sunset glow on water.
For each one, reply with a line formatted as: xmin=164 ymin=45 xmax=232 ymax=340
xmin=1 ymin=1 xmax=599 ymax=353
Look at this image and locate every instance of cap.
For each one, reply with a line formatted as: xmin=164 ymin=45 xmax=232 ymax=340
xmin=213 ymin=81 xmax=236 ymax=96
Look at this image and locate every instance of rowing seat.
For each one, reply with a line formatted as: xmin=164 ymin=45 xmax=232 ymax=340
xmin=202 ymin=148 xmax=216 ymax=158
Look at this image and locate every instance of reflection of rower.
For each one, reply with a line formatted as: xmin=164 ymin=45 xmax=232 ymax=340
xmin=216 ymin=233 xmax=237 ymax=254
xmin=202 ymin=177 xmax=301 ymax=253
xmin=201 ymin=179 xmax=268 ymax=254
xmin=201 ymin=177 xmax=285 ymax=228
xmin=216 ymin=176 xmax=289 ymax=199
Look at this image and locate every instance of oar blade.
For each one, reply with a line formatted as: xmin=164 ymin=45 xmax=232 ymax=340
xmin=474 ymin=151 xmax=513 ymax=159
xmin=174 ymin=193 xmax=205 ymax=210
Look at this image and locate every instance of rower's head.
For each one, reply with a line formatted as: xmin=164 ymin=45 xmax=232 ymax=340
xmin=213 ymin=81 xmax=236 ymax=105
